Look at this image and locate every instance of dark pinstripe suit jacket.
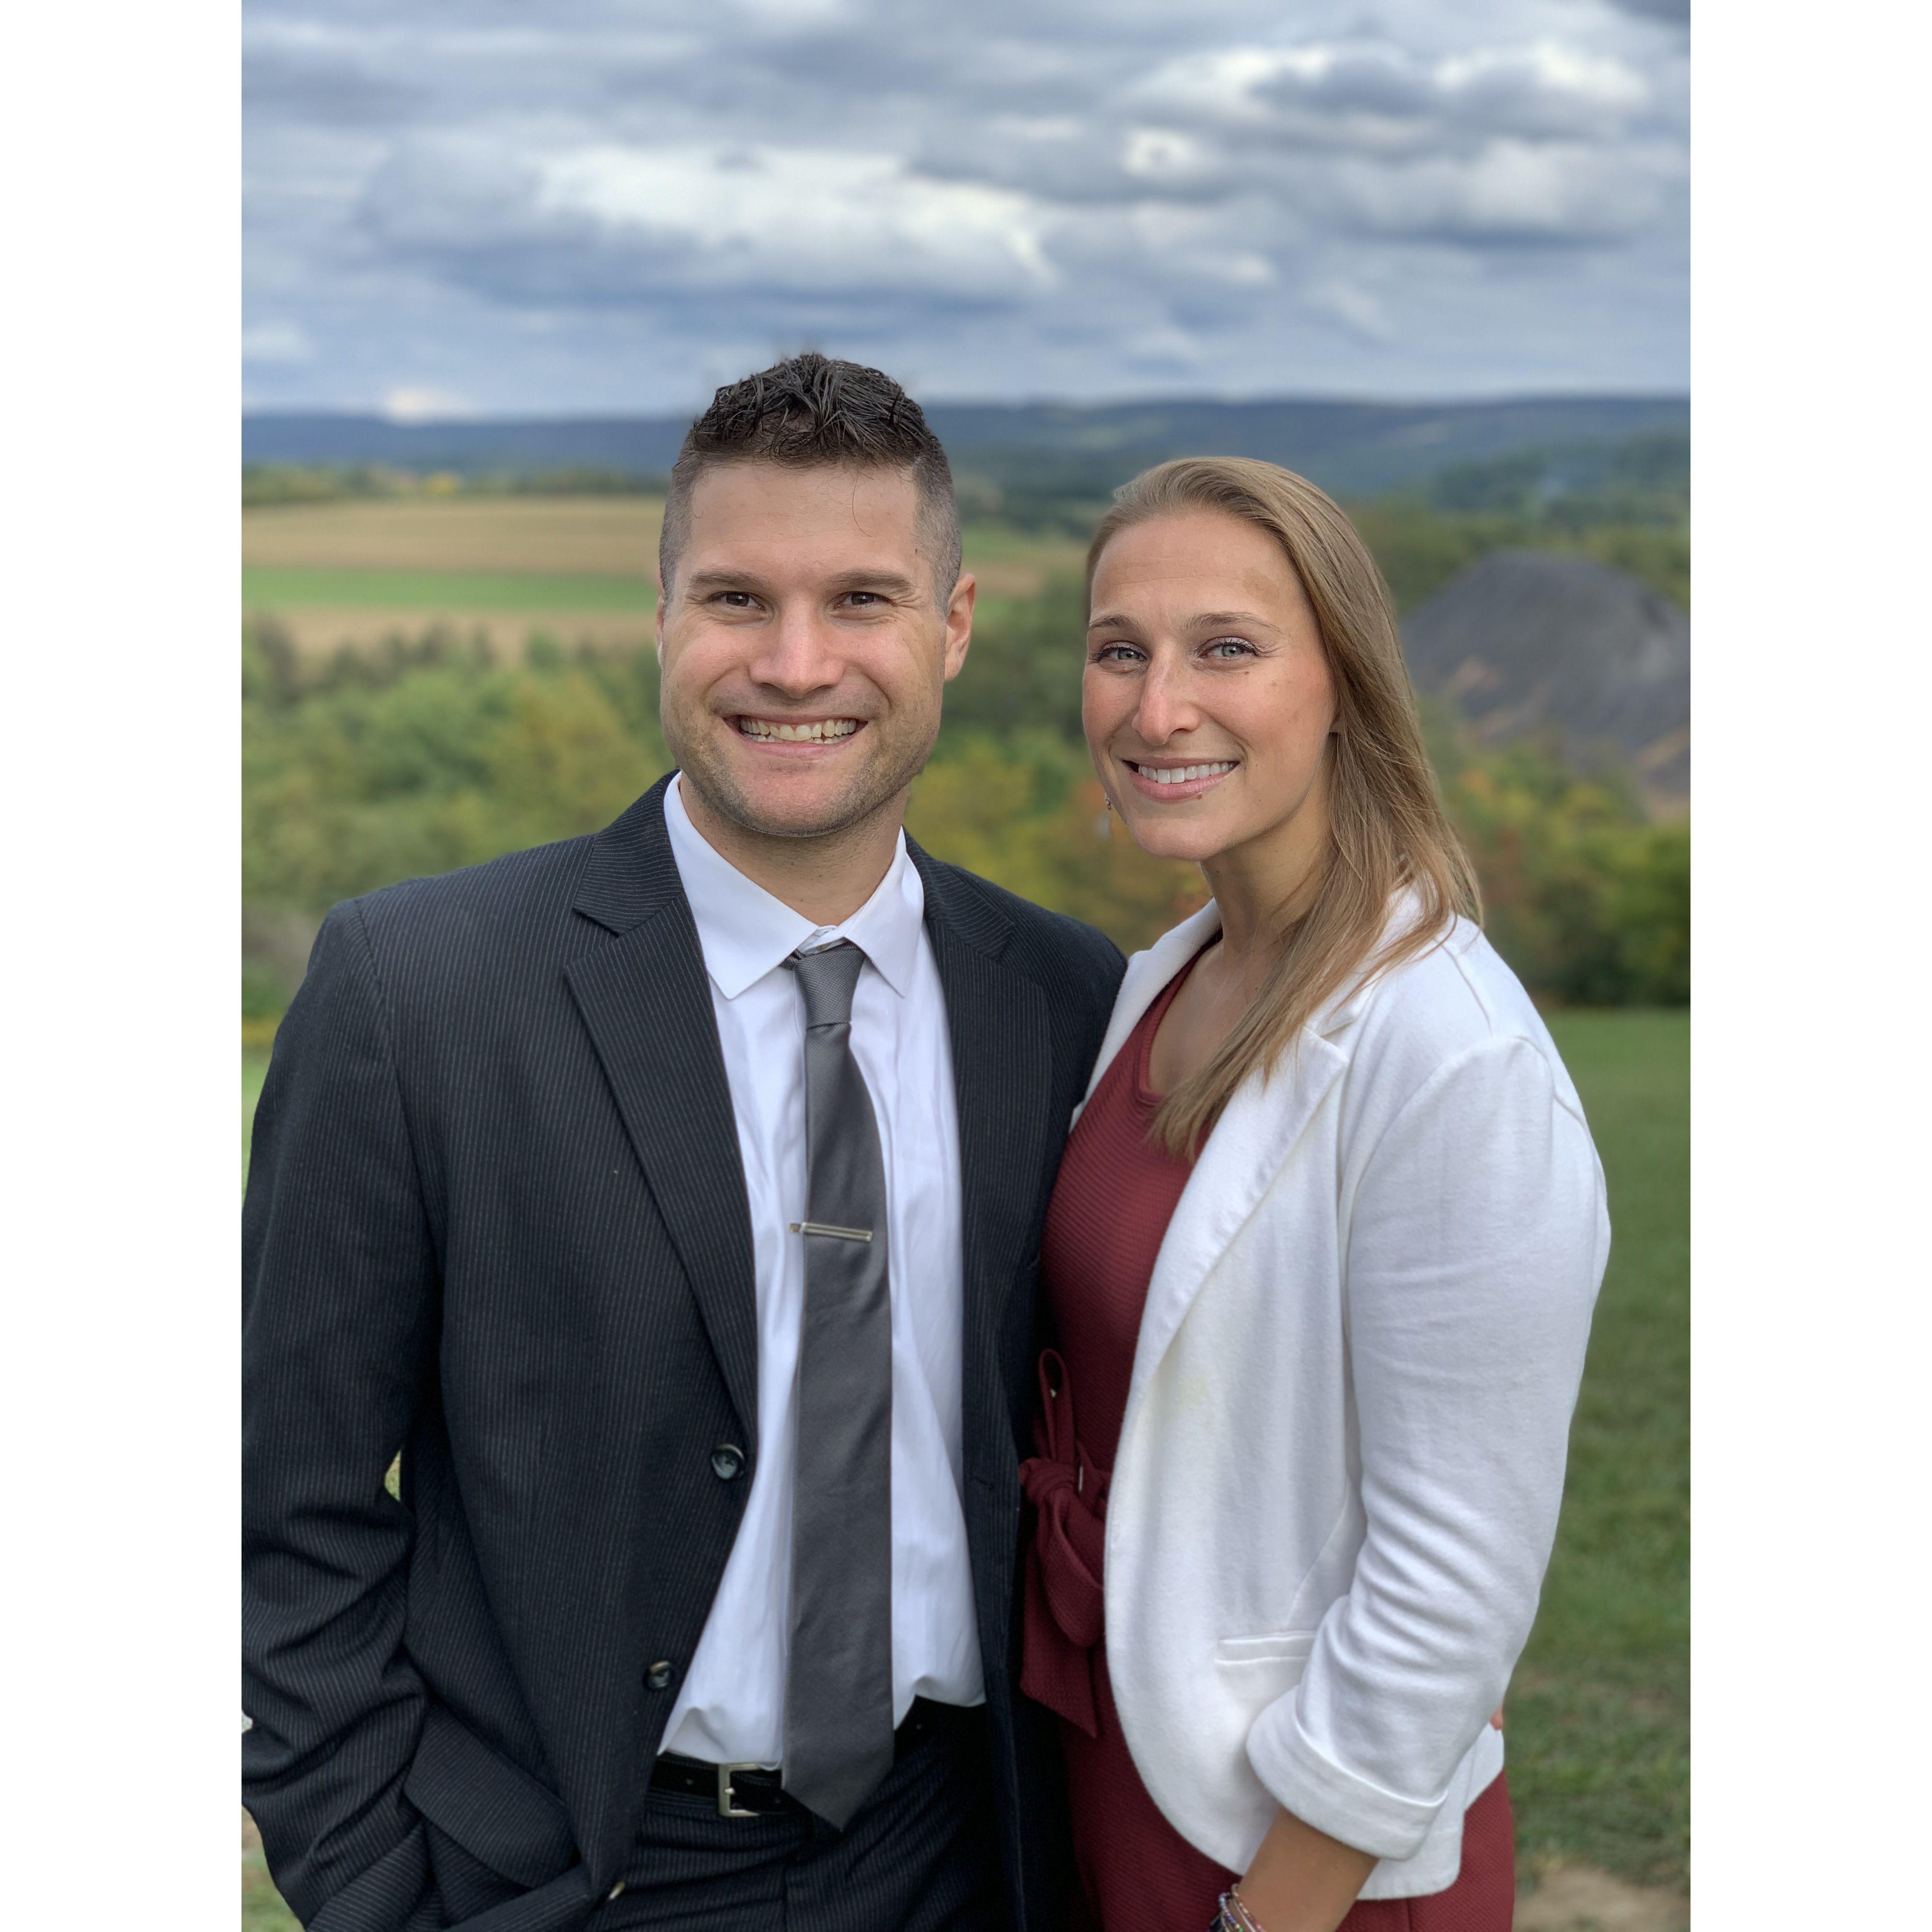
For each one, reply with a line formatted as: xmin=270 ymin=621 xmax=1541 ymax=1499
xmin=242 ymin=773 xmax=1125 ymax=1932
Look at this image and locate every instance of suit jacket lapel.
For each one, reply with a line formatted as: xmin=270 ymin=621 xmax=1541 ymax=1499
xmin=564 ymin=776 xmax=761 ymax=1449
xmin=911 ymin=845 xmax=1054 ymax=1482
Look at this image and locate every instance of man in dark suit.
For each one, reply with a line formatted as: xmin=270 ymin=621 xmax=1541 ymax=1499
xmin=243 ymin=354 xmax=1125 ymax=1932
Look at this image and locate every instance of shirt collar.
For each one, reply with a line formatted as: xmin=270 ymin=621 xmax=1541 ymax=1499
xmin=663 ymin=772 xmax=925 ymax=1002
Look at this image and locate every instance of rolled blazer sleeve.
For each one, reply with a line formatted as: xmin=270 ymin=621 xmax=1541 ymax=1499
xmin=1244 ymin=1034 xmax=1609 ymax=1860
xmin=243 ymin=900 xmax=442 ymax=1931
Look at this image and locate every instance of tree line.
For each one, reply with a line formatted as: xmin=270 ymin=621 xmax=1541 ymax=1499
xmin=242 ymin=585 xmax=1686 ymax=1023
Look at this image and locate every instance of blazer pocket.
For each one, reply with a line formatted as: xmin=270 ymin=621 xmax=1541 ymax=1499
xmin=1213 ymin=1630 xmax=1317 ymax=1668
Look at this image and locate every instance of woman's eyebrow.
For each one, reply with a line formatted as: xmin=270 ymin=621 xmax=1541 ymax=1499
xmin=1086 ymin=608 xmax=1275 ymax=632
xmin=1191 ymin=610 xmax=1273 ymax=629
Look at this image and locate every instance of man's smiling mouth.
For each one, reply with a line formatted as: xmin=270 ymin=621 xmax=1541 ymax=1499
xmin=734 ymin=716 xmax=863 ymax=743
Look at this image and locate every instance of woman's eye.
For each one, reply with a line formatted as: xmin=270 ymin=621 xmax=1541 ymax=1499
xmin=1092 ymin=642 xmax=1142 ymax=664
xmin=1204 ymin=637 xmax=1254 ymax=659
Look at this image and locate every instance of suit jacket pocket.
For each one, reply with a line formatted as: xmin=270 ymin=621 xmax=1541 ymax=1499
xmin=405 ymin=1702 xmax=579 ymax=1894
xmin=426 ymin=1819 xmax=522 ymax=1924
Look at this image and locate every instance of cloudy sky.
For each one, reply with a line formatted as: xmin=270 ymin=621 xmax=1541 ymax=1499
xmin=242 ymin=0 xmax=1688 ymax=417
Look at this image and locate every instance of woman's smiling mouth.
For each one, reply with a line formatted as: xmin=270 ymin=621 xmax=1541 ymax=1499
xmin=1122 ymin=757 xmax=1240 ymax=800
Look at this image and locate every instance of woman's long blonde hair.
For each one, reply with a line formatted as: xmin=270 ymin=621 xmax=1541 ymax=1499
xmin=1087 ymin=457 xmax=1481 ymax=1155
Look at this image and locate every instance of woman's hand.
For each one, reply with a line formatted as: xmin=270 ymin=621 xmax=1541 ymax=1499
xmin=1231 ymin=1713 xmax=1504 ymax=1926
xmin=1232 ymin=1808 xmax=1377 ymax=1932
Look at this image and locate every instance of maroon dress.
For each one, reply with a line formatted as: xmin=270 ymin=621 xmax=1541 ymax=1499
xmin=1020 ymin=954 xmax=1515 ymax=1932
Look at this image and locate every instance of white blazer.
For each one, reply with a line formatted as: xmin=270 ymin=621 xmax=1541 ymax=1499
xmin=1090 ymin=897 xmax=1609 ymax=1899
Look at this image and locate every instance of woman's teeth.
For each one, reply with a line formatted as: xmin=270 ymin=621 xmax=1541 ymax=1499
xmin=1135 ymin=760 xmax=1237 ymax=787
xmin=737 ymin=717 xmax=861 ymax=742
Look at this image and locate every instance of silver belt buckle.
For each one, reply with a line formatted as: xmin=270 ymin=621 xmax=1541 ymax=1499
xmin=716 ymin=1761 xmax=762 ymax=1819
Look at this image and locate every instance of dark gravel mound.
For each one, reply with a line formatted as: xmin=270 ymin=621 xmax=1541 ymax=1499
xmin=1401 ymin=550 xmax=1689 ymax=810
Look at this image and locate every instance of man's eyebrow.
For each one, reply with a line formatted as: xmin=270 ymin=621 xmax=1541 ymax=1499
xmin=682 ymin=568 xmax=767 ymax=596
xmin=824 ymin=568 xmax=922 ymax=597
xmin=681 ymin=567 xmax=924 ymax=598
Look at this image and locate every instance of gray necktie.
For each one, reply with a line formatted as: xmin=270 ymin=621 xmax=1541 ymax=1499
xmin=781 ymin=941 xmax=895 ymax=1828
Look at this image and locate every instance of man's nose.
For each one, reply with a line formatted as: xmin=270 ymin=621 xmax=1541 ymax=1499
xmin=747 ymin=608 xmax=843 ymax=698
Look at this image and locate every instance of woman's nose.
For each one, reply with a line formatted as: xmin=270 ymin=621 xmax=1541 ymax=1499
xmin=1133 ymin=663 xmax=1197 ymax=745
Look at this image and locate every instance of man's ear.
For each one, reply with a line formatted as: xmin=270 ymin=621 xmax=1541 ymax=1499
xmin=655 ymin=570 xmax=667 ymax=666
xmin=942 ymin=571 xmax=976 ymax=683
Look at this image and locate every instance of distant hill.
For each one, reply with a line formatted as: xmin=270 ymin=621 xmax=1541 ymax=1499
xmin=243 ymin=393 xmax=1687 ymax=504
xmin=1401 ymin=550 xmax=1690 ymax=812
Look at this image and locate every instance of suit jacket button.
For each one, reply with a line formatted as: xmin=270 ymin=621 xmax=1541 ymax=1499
xmin=646 ymin=1660 xmax=674 ymax=1690
xmin=711 ymin=1443 xmax=745 ymax=1481
xmin=607 ymin=1880 xmax=627 ymax=1900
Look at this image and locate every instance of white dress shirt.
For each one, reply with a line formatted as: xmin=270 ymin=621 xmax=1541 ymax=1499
xmin=658 ymin=774 xmax=983 ymax=1767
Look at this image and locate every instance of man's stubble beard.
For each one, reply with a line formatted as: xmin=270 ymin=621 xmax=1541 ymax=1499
xmin=664 ymin=700 xmax=939 ymax=848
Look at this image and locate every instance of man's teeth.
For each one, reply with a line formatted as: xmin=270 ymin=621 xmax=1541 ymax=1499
xmin=1138 ymin=760 xmax=1237 ymax=787
xmin=737 ymin=718 xmax=861 ymax=742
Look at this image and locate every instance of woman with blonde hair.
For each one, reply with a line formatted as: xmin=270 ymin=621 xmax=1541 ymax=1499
xmin=1020 ymin=459 xmax=1608 ymax=1932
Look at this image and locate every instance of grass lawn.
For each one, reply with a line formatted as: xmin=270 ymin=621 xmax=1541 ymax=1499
xmin=242 ymin=1813 xmax=299 ymax=1932
xmin=1515 ymin=1008 xmax=1690 ymax=1890
xmin=239 ymin=1007 xmax=1687 ymax=1911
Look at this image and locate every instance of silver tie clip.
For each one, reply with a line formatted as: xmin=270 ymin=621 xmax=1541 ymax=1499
xmin=789 ymin=1221 xmax=874 ymax=1243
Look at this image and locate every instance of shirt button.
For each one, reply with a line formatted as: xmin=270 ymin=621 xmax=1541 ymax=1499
xmin=711 ymin=1443 xmax=745 ymax=1481
xmin=646 ymin=1660 xmax=674 ymax=1690
xmin=607 ymin=1879 xmax=627 ymax=1900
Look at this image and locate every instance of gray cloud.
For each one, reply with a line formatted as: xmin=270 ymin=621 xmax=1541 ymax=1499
xmin=242 ymin=0 xmax=1687 ymax=410
xmin=245 ymin=22 xmax=427 ymax=129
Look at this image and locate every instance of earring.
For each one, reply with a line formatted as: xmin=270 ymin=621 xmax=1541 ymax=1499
xmin=1095 ymin=792 xmax=1114 ymax=840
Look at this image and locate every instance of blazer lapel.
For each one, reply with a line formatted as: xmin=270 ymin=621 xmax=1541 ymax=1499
xmin=564 ymin=776 xmax=761 ymax=1448
xmin=1116 ymin=892 xmax=1434 ymax=1429
xmin=910 ymin=845 xmax=1055 ymax=1480
xmin=1122 ymin=1027 xmax=1350 ymax=1431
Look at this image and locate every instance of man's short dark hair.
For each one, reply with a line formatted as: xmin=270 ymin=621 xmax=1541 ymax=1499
xmin=659 ymin=353 xmax=963 ymax=600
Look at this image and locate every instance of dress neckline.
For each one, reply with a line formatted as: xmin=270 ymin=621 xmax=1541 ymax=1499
xmin=1129 ymin=943 xmax=1213 ymax=1109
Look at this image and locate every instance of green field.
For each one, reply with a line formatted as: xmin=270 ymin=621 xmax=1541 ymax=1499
xmin=242 ymin=566 xmax=656 ymax=612
xmin=241 ymin=1008 xmax=1686 ymax=1917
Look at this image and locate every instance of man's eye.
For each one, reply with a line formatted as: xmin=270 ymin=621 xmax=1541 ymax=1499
xmin=843 ymin=592 xmax=883 ymax=608
xmin=713 ymin=592 xmax=756 ymax=610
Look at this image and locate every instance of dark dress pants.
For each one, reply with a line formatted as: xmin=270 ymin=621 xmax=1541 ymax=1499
xmin=602 ymin=1706 xmax=1004 ymax=1932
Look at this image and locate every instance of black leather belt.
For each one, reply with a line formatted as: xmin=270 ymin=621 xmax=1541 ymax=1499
xmin=650 ymin=1698 xmax=971 ymax=1818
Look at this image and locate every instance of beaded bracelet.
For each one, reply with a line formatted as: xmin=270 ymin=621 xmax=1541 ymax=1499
xmin=1213 ymin=1883 xmax=1268 ymax=1932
